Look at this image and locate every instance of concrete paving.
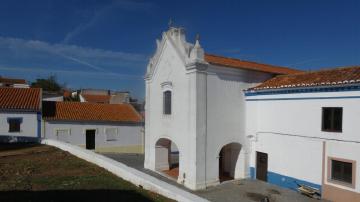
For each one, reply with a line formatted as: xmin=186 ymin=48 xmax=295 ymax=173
xmin=195 ymin=179 xmax=321 ymax=202
xmin=101 ymin=153 xmax=324 ymax=202
xmin=101 ymin=153 xmax=187 ymax=190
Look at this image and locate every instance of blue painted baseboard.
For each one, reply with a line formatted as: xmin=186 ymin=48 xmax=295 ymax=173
xmin=250 ymin=167 xmax=256 ymax=179
xmin=0 ymin=135 xmax=40 ymax=143
xmin=250 ymin=167 xmax=321 ymax=192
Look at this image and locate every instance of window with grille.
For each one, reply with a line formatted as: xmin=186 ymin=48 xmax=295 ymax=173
xmin=322 ymin=107 xmax=342 ymax=132
xmin=330 ymin=159 xmax=354 ymax=186
xmin=163 ymin=90 xmax=171 ymax=115
xmin=56 ymin=129 xmax=70 ymax=142
xmin=105 ymin=128 xmax=118 ymax=141
xmin=8 ymin=118 xmax=22 ymax=133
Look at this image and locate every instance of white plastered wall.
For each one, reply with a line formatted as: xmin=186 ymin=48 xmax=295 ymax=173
xmin=0 ymin=112 xmax=38 ymax=138
xmin=144 ymin=34 xmax=195 ymax=188
xmin=246 ymin=90 xmax=360 ymax=191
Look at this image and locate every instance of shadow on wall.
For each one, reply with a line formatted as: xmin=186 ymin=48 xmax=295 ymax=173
xmin=0 ymin=190 xmax=155 ymax=202
xmin=42 ymin=101 xmax=56 ymax=117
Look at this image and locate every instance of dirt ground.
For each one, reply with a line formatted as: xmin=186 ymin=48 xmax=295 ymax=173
xmin=0 ymin=143 xmax=173 ymax=202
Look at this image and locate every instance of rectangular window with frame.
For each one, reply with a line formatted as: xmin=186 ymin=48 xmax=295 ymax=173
xmin=322 ymin=107 xmax=342 ymax=132
xmin=329 ymin=158 xmax=355 ymax=187
xmin=105 ymin=128 xmax=118 ymax=141
xmin=56 ymin=129 xmax=71 ymax=143
xmin=7 ymin=118 xmax=22 ymax=133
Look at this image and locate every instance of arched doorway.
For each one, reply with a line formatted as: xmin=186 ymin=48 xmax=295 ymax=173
xmin=155 ymin=138 xmax=179 ymax=180
xmin=218 ymin=142 xmax=241 ymax=182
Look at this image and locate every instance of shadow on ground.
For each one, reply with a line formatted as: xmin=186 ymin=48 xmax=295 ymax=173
xmin=0 ymin=190 xmax=154 ymax=202
xmin=0 ymin=143 xmax=40 ymax=152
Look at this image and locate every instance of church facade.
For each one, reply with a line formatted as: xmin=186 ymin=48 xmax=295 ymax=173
xmin=144 ymin=27 xmax=360 ymax=202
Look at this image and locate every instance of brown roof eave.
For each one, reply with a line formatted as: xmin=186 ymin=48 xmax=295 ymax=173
xmin=43 ymin=118 xmax=142 ymax=124
xmin=208 ymin=62 xmax=290 ymax=75
xmin=0 ymin=108 xmax=40 ymax=112
xmin=246 ymin=82 xmax=360 ymax=93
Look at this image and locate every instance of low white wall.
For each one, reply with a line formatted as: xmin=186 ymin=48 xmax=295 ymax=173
xmin=42 ymin=139 xmax=208 ymax=202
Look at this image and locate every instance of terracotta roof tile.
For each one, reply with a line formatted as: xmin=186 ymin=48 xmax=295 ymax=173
xmin=42 ymin=101 xmax=142 ymax=123
xmin=0 ymin=88 xmax=41 ymax=111
xmin=0 ymin=76 xmax=27 ymax=85
xmin=205 ymin=53 xmax=302 ymax=75
xmin=250 ymin=66 xmax=360 ymax=91
xmin=81 ymin=94 xmax=111 ymax=103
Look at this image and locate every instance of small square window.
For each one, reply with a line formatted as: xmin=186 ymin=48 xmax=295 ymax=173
xmin=56 ymin=129 xmax=70 ymax=143
xmin=105 ymin=128 xmax=118 ymax=141
xmin=8 ymin=118 xmax=22 ymax=133
xmin=322 ymin=107 xmax=342 ymax=132
xmin=330 ymin=158 xmax=354 ymax=186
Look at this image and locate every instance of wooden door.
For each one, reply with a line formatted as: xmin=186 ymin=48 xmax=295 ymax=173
xmin=86 ymin=130 xmax=95 ymax=150
xmin=256 ymin=152 xmax=268 ymax=181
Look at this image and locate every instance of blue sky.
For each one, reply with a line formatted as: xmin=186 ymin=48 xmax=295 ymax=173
xmin=0 ymin=0 xmax=359 ymax=100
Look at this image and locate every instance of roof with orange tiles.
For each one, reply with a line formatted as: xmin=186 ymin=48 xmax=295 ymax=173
xmin=204 ymin=54 xmax=302 ymax=75
xmin=0 ymin=88 xmax=41 ymax=111
xmin=63 ymin=90 xmax=71 ymax=98
xmin=249 ymin=66 xmax=360 ymax=91
xmin=81 ymin=94 xmax=111 ymax=103
xmin=42 ymin=101 xmax=142 ymax=123
xmin=0 ymin=76 xmax=27 ymax=84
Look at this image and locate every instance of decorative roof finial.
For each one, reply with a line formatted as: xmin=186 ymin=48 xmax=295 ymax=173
xmin=194 ymin=33 xmax=201 ymax=48
xmin=168 ymin=18 xmax=173 ymax=28
xmin=190 ymin=33 xmax=204 ymax=61
xmin=196 ymin=33 xmax=200 ymax=41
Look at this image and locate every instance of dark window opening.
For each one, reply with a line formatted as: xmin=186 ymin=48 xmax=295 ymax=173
xmin=8 ymin=118 xmax=22 ymax=132
xmin=163 ymin=91 xmax=171 ymax=115
xmin=331 ymin=159 xmax=353 ymax=184
xmin=322 ymin=107 xmax=342 ymax=132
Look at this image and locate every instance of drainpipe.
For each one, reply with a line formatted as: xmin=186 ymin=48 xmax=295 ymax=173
xmin=204 ymin=72 xmax=208 ymax=188
xmin=43 ymin=119 xmax=46 ymax=139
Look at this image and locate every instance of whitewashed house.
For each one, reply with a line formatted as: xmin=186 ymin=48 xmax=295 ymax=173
xmin=0 ymin=88 xmax=41 ymax=142
xmin=245 ymin=67 xmax=360 ymax=202
xmin=0 ymin=76 xmax=29 ymax=88
xmin=144 ymin=26 xmax=300 ymax=190
xmin=42 ymin=101 xmax=144 ymax=153
xmin=144 ymin=26 xmax=360 ymax=202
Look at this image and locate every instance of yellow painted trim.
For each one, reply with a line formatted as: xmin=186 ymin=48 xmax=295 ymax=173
xmin=95 ymin=145 xmax=144 ymax=154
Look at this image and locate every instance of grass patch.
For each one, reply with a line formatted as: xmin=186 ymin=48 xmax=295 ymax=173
xmin=0 ymin=143 xmax=173 ymax=202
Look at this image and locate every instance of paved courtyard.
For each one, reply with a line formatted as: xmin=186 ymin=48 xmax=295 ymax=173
xmin=101 ymin=153 xmax=324 ymax=202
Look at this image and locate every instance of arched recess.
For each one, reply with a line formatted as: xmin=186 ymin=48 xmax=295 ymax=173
xmin=155 ymin=138 xmax=180 ymax=180
xmin=218 ymin=142 xmax=242 ymax=182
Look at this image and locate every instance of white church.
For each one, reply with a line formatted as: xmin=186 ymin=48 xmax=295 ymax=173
xmin=144 ymin=26 xmax=360 ymax=202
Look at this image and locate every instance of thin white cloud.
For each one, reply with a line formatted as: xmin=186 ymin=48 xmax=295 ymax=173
xmin=0 ymin=66 xmax=143 ymax=80
xmin=63 ymin=0 xmax=154 ymax=44
xmin=2 ymin=37 xmax=145 ymax=62
xmin=0 ymin=36 xmax=147 ymax=73
xmin=56 ymin=52 xmax=107 ymax=72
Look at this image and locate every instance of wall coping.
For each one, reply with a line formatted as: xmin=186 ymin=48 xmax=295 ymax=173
xmin=41 ymin=139 xmax=208 ymax=202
